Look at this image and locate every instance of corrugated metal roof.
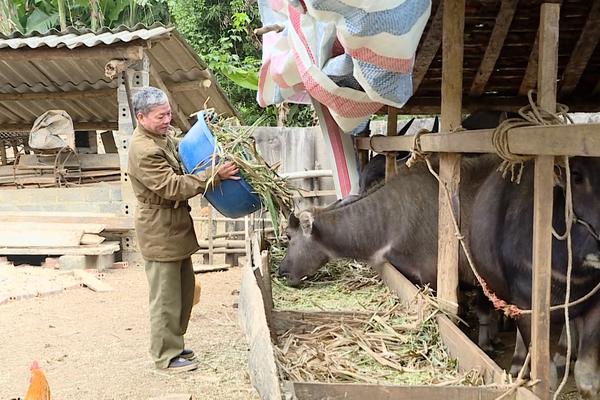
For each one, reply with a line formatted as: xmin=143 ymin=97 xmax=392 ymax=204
xmin=0 ymin=24 xmax=238 ymax=131
xmin=0 ymin=23 xmax=173 ymax=49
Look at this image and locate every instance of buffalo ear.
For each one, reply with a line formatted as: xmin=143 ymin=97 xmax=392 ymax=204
xmin=299 ymin=211 xmax=314 ymax=237
xmin=288 ymin=213 xmax=300 ymax=229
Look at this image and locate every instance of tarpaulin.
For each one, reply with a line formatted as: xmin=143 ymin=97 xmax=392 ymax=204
xmin=257 ymin=0 xmax=431 ymax=196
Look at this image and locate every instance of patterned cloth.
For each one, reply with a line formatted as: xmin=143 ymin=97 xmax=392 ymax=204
xmin=257 ymin=0 xmax=431 ymax=132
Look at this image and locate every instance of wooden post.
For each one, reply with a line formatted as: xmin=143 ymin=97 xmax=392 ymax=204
xmin=437 ymin=0 xmax=465 ymax=316
xmin=385 ymin=106 xmax=398 ymax=182
xmin=208 ymin=205 xmax=214 ymax=266
xmin=0 ymin=143 xmax=6 ymax=165
xmin=531 ymin=4 xmax=559 ymax=400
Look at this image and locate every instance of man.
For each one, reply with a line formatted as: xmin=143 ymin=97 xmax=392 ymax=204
xmin=128 ymin=87 xmax=239 ymax=372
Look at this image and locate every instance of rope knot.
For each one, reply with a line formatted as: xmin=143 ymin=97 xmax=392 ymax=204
xmin=405 ymin=128 xmax=431 ymax=168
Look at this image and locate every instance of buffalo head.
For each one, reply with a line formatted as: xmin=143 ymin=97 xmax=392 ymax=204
xmin=277 ymin=211 xmax=331 ymax=287
xmin=561 ymin=157 xmax=600 ymax=270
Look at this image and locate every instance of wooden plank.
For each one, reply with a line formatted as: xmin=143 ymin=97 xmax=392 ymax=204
xmin=17 ymin=153 xmax=120 ymax=171
xmin=559 ymin=0 xmax=600 ymax=97
xmin=197 ymin=239 xmax=245 ymax=248
xmin=2 ymin=222 xmax=104 ymax=235
xmin=73 ymin=270 xmax=113 ymax=292
xmin=238 ymin=260 xmax=282 ymax=400
xmin=385 ymin=106 xmax=398 ymax=182
xmin=0 ymin=88 xmax=115 ymax=102
xmin=470 ymin=0 xmax=518 ymax=96
xmin=0 ymin=212 xmax=133 ymax=232
xmin=149 ymin=66 xmax=191 ymax=132
xmin=437 ymin=0 xmax=465 ymax=317
xmin=260 ymin=250 xmax=273 ymax=319
xmin=0 ymin=121 xmax=118 ymax=132
xmin=354 ymin=123 xmax=600 ymax=157
xmin=377 ymin=263 xmax=420 ymax=304
xmin=0 ymin=43 xmax=145 ymax=61
xmin=0 ymin=228 xmax=83 ymax=247
xmin=80 ymin=234 xmax=105 ymax=245
xmin=192 ymin=264 xmax=230 ymax=273
xmin=0 ymin=241 xmax=120 ymax=256
xmin=437 ymin=315 xmax=507 ymax=385
xmin=289 ymin=382 xmax=512 ymax=400
xmin=100 ymin=131 xmax=118 ymax=153
xmin=531 ymin=4 xmax=560 ymax=399
xmin=412 ymin=1 xmax=443 ymax=93
xmin=378 ymin=263 xmax=507 ymax=385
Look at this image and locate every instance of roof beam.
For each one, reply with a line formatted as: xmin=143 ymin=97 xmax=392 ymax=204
xmin=558 ymin=0 xmax=600 ymax=97
xmin=149 ymin=66 xmax=192 ymax=132
xmin=519 ymin=30 xmax=540 ymax=95
xmin=0 ymin=43 xmax=144 ymax=61
xmin=470 ymin=0 xmax=519 ymax=96
xmin=0 ymin=121 xmax=118 ymax=132
xmin=412 ymin=1 xmax=443 ymax=93
xmin=0 ymin=88 xmax=115 ymax=102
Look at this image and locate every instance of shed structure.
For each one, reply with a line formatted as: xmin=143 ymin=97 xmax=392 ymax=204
xmin=350 ymin=1 xmax=600 ymax=399
xmin=0 ymin=24 xmax=237 ymax=263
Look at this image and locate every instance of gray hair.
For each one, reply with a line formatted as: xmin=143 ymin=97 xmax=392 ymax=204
xmin=133 ymin=87 xmax=169 ymax=115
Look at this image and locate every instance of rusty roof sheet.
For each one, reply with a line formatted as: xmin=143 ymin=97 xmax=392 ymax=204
xmin=0 ymin=24 xmax=238 ymax=131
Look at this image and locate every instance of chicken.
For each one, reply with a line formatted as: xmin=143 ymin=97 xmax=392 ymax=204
xmin=24 ymin=361 xmax=50 ymax=400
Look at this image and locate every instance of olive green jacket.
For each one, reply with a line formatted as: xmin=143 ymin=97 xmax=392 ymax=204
xmin=128 ymin=125 xmax=219 ymax=261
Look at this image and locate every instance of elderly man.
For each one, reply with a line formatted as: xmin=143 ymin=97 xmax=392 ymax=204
xmin=128 ymin=87 xmax=239 ymax=372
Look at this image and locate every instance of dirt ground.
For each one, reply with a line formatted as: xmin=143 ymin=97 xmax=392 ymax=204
xmin=0 ymin=265 xmax=260 ymax=400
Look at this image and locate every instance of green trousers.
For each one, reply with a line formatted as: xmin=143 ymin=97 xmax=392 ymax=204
xmin=144 ymin=257 xmax=195 ymax=368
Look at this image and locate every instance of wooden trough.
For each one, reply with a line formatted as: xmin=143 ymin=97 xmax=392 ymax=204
xmin=239 ymin=235 xmax=540 ymax=400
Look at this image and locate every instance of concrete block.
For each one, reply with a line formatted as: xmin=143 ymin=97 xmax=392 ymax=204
xmin=59 ymin=255 xmax=87 ymax=270
xmin=86 ymin=253 xmax=116 ymax=272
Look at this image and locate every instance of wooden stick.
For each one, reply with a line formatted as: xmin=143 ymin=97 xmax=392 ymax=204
xmin=385 ymin=106 xmax=398 ymax=182
xmin=531 ymin=4 xmax=560 ymax=400
xmin=254 ymin=24 xmax=284 ymax=35
xmin=436 ymin=0 xmax=465 ymax=317
xmin=0 ymin=43 xmax=145 ymax=61
xmin=208 ymin=205 xmax=214 ymax=265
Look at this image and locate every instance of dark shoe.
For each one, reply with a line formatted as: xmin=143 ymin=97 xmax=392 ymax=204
xmin=166 ymin=357 xmax=198 ymax=373
xmin=180 ymin=348 xmax=196 ymax=360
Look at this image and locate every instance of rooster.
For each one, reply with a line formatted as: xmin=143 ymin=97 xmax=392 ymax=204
xmin=23 ymin=361 xmax=50 ymax=400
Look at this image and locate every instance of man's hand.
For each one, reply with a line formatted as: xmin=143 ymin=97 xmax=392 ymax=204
xmin=217 ymin=161 xmax=240 ymax=181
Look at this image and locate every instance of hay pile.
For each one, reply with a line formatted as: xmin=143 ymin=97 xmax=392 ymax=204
xmin=269 ymin=243 xmax=483 ymax=386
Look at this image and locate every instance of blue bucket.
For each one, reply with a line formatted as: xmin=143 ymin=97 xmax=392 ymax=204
xmin=178 ymin=113 xmax=262 ymax=218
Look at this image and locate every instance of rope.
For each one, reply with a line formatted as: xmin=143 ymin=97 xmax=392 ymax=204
xmin=491 ymin=90 xmax=573 ymax=184
xmin=553 ymin=156 xmax=573 ymax=400
xmin=405 ymin=129 xmax=431 ymax=168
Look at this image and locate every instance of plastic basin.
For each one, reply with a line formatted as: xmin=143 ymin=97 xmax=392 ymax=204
xmin=178 ymin=113 xmax=262 ymax=218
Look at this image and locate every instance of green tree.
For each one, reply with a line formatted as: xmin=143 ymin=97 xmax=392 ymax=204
xmin=167 ymin=0 xmax=314 ymax=126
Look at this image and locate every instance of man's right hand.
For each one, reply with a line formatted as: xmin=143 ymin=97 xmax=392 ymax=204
xmin=217 ymin=161 xmax=241 ymax=181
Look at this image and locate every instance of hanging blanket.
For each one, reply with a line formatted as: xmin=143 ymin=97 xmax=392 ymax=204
xmin=257 ymin=0 xmax=431 ymax=132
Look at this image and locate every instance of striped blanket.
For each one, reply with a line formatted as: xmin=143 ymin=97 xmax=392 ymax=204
xmin=257 ymin=0 xmax=431 ymax=132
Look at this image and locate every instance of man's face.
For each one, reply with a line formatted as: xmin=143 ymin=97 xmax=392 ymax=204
xmin=137 ymin=102 xmax=172 ymax=135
